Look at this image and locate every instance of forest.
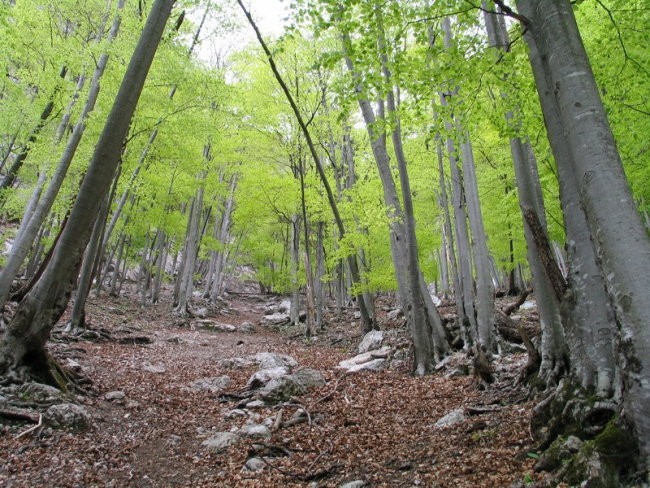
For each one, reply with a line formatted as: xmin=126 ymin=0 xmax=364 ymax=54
xmin=0 ymin=0 xmax=649 ymax=486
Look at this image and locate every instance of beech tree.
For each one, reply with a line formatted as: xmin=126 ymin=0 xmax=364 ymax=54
xmin=511 ymin=0 xmax=650 ymax=476
xmin=0 ymin=0 xmax=176 ymax=383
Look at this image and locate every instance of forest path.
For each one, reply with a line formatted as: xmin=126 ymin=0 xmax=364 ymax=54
xmin=1 ymin=291 xmax=538 ymax=487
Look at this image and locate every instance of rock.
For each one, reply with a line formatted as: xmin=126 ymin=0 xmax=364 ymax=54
xmin=387 ymin=308 xmax=403 ymax=321
xmin=142 ymin=362 xmax=166 ymax=374
xmin=168 ymin=434 xmax=182 ymax=446
xmin=353 ymin=311 xmax=361 ymax=319
xmin=433 ymin=408 xmax=466 ymax=429
xmin=195 ymin=320 xmax=237 ymax=332
xmin=247 ymin=367 xmax=289 ymax=389
xmin=201 ymin=432 xmax=240 ymax=452
xmin=105 ymin=391 xmax=126 ymax=402
xmin=238 ymin=321 xmax=255 ymax=333
xmin=194 ymin=307 xmax=209 ymax=319
xmin=278 ymin=299 xmax=291 ymax=313
xmin=291 ymin=368 xmax=326 ymax=389
xmin=218 ymin=357 xmax=256 ymax=369
xmin=358 ymin=330 xmax=384 ymax=354
xmin=520 ymin=299 xmax=536 ymax=310
xmin=340 ymin=481 xmax=366 ymax=488
xmin=245 ymin=400 xmax=266 ymax=409
xmin=253 ymin=352 xmax=298 ymax=370
xmin=535 ymin=435 xmax=584 ymax=472
xmin=243 ymin=457 xmax=266 ymax=472
xmin=191 ymin=376 xmax=231 ymax=393
xmin=338 ymin=347 xmax=391 ymax=372
xmin=239 ymin=423 xmax=271 ymax=439
xmin=44 ymin=403 xmax=91 ymax=430
xmin=259 ymin=376 xmax=304 ymax=403
xmin=346 ymin=358 xmax=387 ymax=373
xmin=224 ymin=409 xmax=248 ymax=419
xmin=260 ymin=313 xmax=289 ymax=326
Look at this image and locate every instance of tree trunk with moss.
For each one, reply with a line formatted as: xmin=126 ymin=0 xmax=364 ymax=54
xmin=516 ymin=0 xmax=650 ymax=476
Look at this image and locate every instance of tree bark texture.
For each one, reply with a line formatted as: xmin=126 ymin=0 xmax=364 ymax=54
xmin=518 ymin=0 xmax=650 ymax=468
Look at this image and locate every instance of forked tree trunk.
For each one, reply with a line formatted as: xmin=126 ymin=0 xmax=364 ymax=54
xmin=340 ymin=10 xmax=449 ymax=369
xmin=0 ymin=0 xmax=175 ymax=383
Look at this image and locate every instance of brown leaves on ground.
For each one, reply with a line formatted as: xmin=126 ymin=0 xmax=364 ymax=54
xmin=0 ymin=292 xmax=540 ymax=487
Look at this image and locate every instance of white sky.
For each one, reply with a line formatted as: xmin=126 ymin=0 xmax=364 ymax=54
xmin=192 ymin=0 xmax=290 ymax=67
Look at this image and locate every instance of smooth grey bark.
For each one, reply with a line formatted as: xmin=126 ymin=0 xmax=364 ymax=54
xmin=289 ymin=215 xmax=301 ymax=326
xmin=174 ymin=173 xmax=205 ymax=316
xmin=517 ymin=0 xmax=650 ymax=468
xmin=339 ymin=10 xmax=449 ymax=368
xmin=151 ymin=230 xmax=169 ymax=304
xmin=0 ymin=0 xmax=175 ymax=381
xmin=440 ymin=18 xmax=477 ymax=349
xmin=314 ymin=221 xmax=325 ymax=329
xmin=206 ymin=175 xmax=237 ymax=301
xmin=0 ymin=1 xmax=126 ymax=312
xmin=68 ymin=193 xmax=111 ymax=330
xmin=377 ymin=12 xmax=444 ymax=371
xmin=460 ymin=135 xmax=495 ymax=352
xmin=482 ymin=4 xmax=567 ymax=381
xmin=109 ymin=233 xmax=127 ymax=297
xmin=517 ymin=7 xmax=616 ymax=398
xmin=437 ymin=145 xmax=459 ymax=303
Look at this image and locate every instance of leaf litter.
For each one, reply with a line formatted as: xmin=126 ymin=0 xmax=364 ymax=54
xmin=0 ymin=290 xmax=541 ymax=487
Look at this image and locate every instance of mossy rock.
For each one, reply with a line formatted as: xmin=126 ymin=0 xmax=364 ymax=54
xmin=591 ymin=419 xmax=637 ymax=468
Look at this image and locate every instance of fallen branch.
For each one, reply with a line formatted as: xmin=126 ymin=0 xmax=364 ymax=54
xmin=502 ymin=288 xmax=532 ymax=316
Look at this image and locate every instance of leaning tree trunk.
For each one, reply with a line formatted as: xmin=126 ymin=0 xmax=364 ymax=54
xmin=0 ymin=0 xmax=175 ymax=383
xmin=0 ymin=1 xmax=126 ymax=312
xmin=517 ymin=0 xmax=650 ymax=471
xmin=510 ymin=5 xmax=617 ymax=398
xmin=237 ymin=0 xmax=374 ymax=332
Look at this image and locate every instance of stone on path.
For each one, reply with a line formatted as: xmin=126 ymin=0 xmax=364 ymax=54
xmin=45 ymin=403 xmax=91 ymax=430
xmin=433 ymin=408 xmax=466 ymax=429
xmin=191 ymin=376 xmax=231 ymax=393
xmin=358 ymin=330 xmax=384 ymax=354
xmin=201 ymin=432 xmax=240 ymax=452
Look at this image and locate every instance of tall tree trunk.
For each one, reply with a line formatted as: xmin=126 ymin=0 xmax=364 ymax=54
xmin=0 ymin=0 xmax=175 ymax=383
xmin=512 ymin=4 xmax=617 ymax=398
xmin=460 ymin=135 xmax=495 ymax=352
xmin=174 ymin=172 xmax=206 ymax=316
xmin=517 ymin=0 xmax=650 ymax=469
xmin=339 ymin=9 xmax=448 ymax=367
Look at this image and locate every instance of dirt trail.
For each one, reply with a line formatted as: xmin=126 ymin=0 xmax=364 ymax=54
xmin=0 ymin=292 xmax=538 ymax=487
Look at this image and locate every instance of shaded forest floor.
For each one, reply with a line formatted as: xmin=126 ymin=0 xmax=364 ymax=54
xmin=0 ymin=287 xmax=543 ymax=487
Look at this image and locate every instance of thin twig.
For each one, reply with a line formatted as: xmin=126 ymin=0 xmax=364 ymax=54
xmin=15 ymin=413 xmax=43 ymax=439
